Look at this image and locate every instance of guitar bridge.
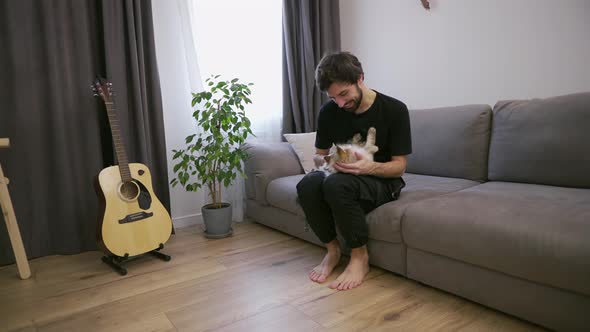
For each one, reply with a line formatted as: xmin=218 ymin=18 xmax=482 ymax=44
xmin=118 ymin=211 xmax=154 ymax=224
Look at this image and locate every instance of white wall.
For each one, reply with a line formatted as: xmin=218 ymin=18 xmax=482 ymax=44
xmin=340 ymin=0 xmax=590 ymax=109
xmin=152 ymin=0 xmax=204 ymax=228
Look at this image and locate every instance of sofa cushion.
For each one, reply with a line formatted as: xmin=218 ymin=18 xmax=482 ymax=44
xmin=488 ymin=92 xmax=590 ymax=188
xmin=406 ymin=105 xmax=492 ymax=182
xmin=403 ymin=181 xmax=590 ymax=296
xmin=367 ymin=173 xmax=481 ymax=243
xmin=266 ymin=174 xmax=305 ymax=216
xmin=283 ymin=132 xmax=317 ymax=173
xmin=267 ymin=173 xmax=480 ymax=244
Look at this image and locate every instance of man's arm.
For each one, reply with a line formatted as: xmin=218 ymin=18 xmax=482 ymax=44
xmin=334 ymin=154 xmax=408 ymax=178
xmin=368 ymin=155 xmax=407 ymax=178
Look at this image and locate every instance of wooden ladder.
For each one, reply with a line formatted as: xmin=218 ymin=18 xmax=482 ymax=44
xmin=0 ymin=138 xmax=31 ymax=279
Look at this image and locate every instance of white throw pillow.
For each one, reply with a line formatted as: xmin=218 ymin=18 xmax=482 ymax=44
xmin=283 ymin=132 xmax=317 ymax=174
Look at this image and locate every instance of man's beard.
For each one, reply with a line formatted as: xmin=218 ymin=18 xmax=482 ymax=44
xmin=343 ymin=84 xmax=363 ymax=113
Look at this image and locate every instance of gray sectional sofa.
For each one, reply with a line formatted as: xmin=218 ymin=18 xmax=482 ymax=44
xmin=243 ymin=92 xmax=590 ymax=331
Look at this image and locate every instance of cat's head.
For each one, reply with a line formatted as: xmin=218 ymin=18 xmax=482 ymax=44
xmin=336 ymin=145 xmax=353 ymax=161
xmin=325 ymin=145 xmax=354 ymax=164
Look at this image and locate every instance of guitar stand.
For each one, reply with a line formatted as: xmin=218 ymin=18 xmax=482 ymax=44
xmin=101 ymin=243 xmax=171 ymax=276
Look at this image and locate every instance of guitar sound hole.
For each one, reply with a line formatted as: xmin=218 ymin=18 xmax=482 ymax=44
xmin=119 ymin=181 xmax=140 ymax=201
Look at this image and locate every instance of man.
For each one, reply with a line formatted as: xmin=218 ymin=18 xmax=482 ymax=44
xmin=296 ymin=52 xmax=411 ymax=291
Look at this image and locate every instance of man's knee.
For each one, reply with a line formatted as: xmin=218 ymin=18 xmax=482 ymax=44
xmin=322 ymin=173 xmax=359 ymax=198
xmin=296 ymin=171 xmax=325 ymax=197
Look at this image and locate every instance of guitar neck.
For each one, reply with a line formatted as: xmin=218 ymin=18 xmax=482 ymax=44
xmin=105 ymin=102 xmax=132 ymax=182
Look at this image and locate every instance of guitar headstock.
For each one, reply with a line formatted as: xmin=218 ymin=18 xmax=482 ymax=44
xmin=92 ymin=76 xmax=113 ymax=103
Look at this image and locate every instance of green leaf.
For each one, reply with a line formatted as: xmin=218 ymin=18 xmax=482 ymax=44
xmin=185 ymin=134 xmax=196 ymax=143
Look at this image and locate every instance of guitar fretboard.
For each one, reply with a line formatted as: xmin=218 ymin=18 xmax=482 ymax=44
xmin=105 ymin=102 xmax=132 ymax=182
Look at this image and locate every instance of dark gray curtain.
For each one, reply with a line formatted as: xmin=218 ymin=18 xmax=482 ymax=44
xmin=282 ymin=0 xmax=341 ymax=134
xmin=100 ymin=0 xmax=170 ymax=212
xmin=0 ymin=0 xmax=170 ymax=266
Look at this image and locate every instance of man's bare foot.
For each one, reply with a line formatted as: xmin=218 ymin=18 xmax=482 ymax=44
xmin=309 ymin=240 xmax=341 ymax=283
xmin=329 ymin=246 xmax=369 ymax=291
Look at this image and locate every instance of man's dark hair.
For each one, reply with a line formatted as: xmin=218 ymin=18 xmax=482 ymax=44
xmin=315 ymin=52 xmax=364 ymax=92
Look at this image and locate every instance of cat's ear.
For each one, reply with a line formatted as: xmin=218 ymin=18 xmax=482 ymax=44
xmin=324 ymin=155 xmax=331 ymax=163
xmin=336 ymin=146 xmax=347 ymax=158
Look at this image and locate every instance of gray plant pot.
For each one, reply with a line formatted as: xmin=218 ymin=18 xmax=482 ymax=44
xmin=201 ymin=202 xmax=233 ymax=239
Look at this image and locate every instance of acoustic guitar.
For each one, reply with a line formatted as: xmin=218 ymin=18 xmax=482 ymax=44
xmin=92 ymin=77 xmax=172 ymax=258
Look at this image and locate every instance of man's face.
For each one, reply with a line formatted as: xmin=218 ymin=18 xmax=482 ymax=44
xmin=326 ymin=81 xmax=363 ymax=113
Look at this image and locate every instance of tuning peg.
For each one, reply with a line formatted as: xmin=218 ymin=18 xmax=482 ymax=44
xmin=93 ymin=93 xmax=98 ymax=97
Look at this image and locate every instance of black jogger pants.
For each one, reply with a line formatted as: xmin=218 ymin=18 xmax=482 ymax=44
xmin=296 ymin=171 xmax=405 ymax=248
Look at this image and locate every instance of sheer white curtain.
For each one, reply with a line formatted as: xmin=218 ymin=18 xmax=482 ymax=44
xmin=180 ymin=0 xmax=283 ymax=222
xmin=176 ymin=1 xmax=203 ymax=98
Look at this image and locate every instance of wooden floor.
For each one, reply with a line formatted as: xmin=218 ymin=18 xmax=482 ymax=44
xmin=0 ymin=222 xmax=546 ymax=332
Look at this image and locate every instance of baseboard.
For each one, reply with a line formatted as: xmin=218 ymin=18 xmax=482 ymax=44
xmin=172 ymin=213 xmax=203 ymax=229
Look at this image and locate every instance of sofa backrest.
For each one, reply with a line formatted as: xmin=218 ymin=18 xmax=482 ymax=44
xmin=406 ymin=105 xmax=492 ymax=182
xmin=488 ymin=92 xmax=590 ymax=188
xmin=243 ymin=142 xmax=303 ymax=203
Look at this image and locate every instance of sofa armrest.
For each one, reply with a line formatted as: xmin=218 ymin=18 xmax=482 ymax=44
xmin=243 ymin=141 xmax=304 ymax=205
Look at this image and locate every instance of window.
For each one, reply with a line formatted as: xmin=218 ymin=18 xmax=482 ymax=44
xmin=190 ymin=0 xmax=282 ymax=142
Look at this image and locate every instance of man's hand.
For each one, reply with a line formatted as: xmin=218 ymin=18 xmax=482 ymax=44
xmin=333 ymin=152 xmax=376 ymax=175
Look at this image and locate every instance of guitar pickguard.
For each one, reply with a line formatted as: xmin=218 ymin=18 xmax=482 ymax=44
xmin=134 ymin=179 xmax=152 ymax=210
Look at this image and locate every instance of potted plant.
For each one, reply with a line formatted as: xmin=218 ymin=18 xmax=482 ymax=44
xmin=171 ymin=74 xmax=254 ymax=238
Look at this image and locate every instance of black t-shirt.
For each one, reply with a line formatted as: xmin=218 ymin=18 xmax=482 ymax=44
xmin=315 ymin=91 xmax=412 ymax=163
